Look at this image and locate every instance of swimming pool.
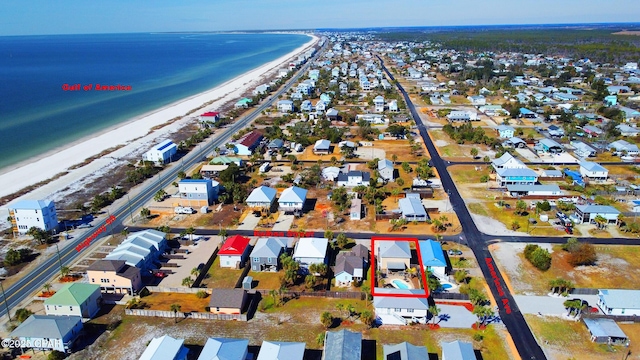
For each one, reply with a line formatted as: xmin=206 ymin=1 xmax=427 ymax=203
xmin=441 ymin=283 xmax=453 ymax=290
xmin=392 ymin=279 xmax=411 ymax=289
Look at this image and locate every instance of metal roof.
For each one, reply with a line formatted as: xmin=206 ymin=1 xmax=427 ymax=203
xmin=257 ymin=341 xmax=305 ymax=360
xmin=441 ymin=340 xmax=475 ymax=360
xmin=246 ymin=186 xmax=277 ymax=203
xmin=398 ymin=197 xmax=427 ymax=218
xmin=583 ymin=318 xmax=628 ymax=339
xmin=373 ymin=289 xmax=429 ymax=310
xmin=278 ymin=186 xmax=307 ymax=204
xmin=383 ymin=342 xmax=428 ymax=360
xmin=140 ymin=335 xmax=189 ymax=360
xmin=576 ymin=205 xmax=620 ymax=215
xmin=419 ymin=240 xmax=446 ymax=267
xmin=378 ymin=241 xmax=411 ymax=259
xmin=198 ymin=338 xmax=249 ymax=360
xmin=599 ymin=289 xmax=640 ymax=309
xmin=580 ymin=161 xmax=608 ymax=173
xmin=506 ymin=184 xmax=561 ymax=192
xmin=293 ymin=237 xmax=328 ymax=259
xmin=10 ymin=315 xmax=82 ymax=341
xmin=44 ymin=283 xmax=100 ymax=307
xmin=9 ymin=199 xmax=53 ymax=211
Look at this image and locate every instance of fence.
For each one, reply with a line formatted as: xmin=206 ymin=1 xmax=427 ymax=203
xmin=432 ymin=293 xmax=470 ymax=300
xmin=125 ymin=308 xmax=246 ymax=321
xmin=193 ymin=245 xmax=220 ymax=288
xmin=569 ymin=288 xmax=599 ymax=295
xmin=583 ymin=313 xmax=640 ymax=323
xmin=375 ymin=213 xmax=401 ymax=221
xmin=144 ymin=286 xmax=211 ymax=294
xmin=254 ymin=289 xmax=365 ymax=300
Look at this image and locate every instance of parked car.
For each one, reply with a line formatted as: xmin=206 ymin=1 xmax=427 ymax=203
xmin=153 ymin=271 xmax=167 ymax=278
xmin=448 ymin=249 xmax=463 ymax=256
xmin=565 ymin=227 xmax=573 ymax=234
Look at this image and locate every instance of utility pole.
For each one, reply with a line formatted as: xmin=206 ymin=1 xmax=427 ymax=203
xmin=0 ymin=281 xmax=11 ymax=322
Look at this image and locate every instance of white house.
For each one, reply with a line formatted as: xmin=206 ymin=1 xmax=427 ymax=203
xmin=246 ymin=186 xmax=277 ymax=210
xmin=497 ymin=125 xmax=515 ymax=139
xmin=277 ymin=100 xmax=294 ymax=113
xmin=293 ymin=237 xmax=328 ymax=269
xmin=374 ymin=289 xmax=429 ymax=325
xmin=143 ymin=139 xmax=178 ymax=165
xmin=336 ymin=171 xmax=371 ymax=187
xmin=598 ymin=289 xmax=640 ymax=316
xmin=467 ymin=95 xmax=486 ymax=106
xmin=398 ymin=194 xmax=428 ymax=222
xmin=378 ymin=159 xmax=395 ymax=182
xmin=313 ymin=139 xmax=331 ymax=154
xmin=278 ymin=186 xmax=307 ymax=212
xmin=218 ymin=235 xmax=251 ymax=269
xmin=355 ymin=113 xmax=387 ymax=125
xmin=388 ymin=100 xmax=399 ymax=112
xmin=496 ymin=168 xmax=538 ymax=187
xmin=491 ymin=153 xmax=526 ymax=171
xmin=572 ymin=141 xmax=596 ymax=158
xmin=608 ymin=140 xmax=640 ymax=156
xmin=9 ymin=315 xmax=83 ymax=353
xmin=374 ymin=95 xmax=385 ymax=112
xmin=139 ymin=335 xmax=189 ymax=360
xmin=178 ymin=179 xmax=219 ymax=206
xmin=199 ymin=111 xmax=220 ymax=126
xmin=233 ymin=131 xmax=263 ymax=156
xmin=616 ymin=124 xmax=640 ymax=137
xmin=8 ymin=199 xmax=58 ymax=235
xmin=574 ymin=204 xmax=620 ymax=224
xmin=253 ymin=84 xmax=270 ymax=96
xmin=579 ymin=161 xmax=608 ymax=182
xmin=350 ymin=198 xmax=362 ymax=220
xmin=447 ymin=111 xmax=478 ymax=122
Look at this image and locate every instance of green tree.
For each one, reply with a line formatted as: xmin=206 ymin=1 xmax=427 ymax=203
xmin=60 ymin=266 xmax=70 ymax=277
xmin=27 ymin=227 xmax=50 ymax=245
xmin=335 ymin=233 xmax=349 ymax=249
xmin=427 ymin=273 xmax=441 ymax=292
xmin=154 ymin=189 xmax=167 ymax=202
xmin=182 ymin=277 xmax=194 ymax=287
xmin=454 ymin=270 xmax=468 ymax=284
xmin=472 ymin=305 xmax=494 ymax=327
xmin=360 ymin=310 xmax=375 ymax=328
xmin=316 ymin=332 xmax=326 ymax=346
xmin=177 ymin=170 xmax=187 ymax=179
xmin=324 ymin=230 xmax=334 ymax=242
xmin=185 ymin=226 xmax=196 ymax=241
xmin=43 ymin=283 xmax=52 ymax=294
xmin=320 ymin=311 xmax=333 ymax=328
xmin=470 ymin=147 xmax=479 ymax=158
xmin=305 ymin=274 xmax=317 ymax=289
xmin=429 ymin=305 xmax=441 ymax=325
xmin=515 ymin=200 xmax=527 ymax=216
xmin=468 ymin=288 xmax=488 ymax=306
xmin=140 ymin=208 xmax=151 ymax=218
xmin=48 ymin=350 xmax=66 ymax=360
xmin=170 ymin=303 xmax=182 ymax=323
xmin=401 ymin=162 xmax=412 ymax=173
xmin=15 ymin=308 xmax=33 ymax=323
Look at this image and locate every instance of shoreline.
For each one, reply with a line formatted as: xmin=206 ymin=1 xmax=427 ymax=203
xmin=0 ymin=33 xmax=317 ymax=201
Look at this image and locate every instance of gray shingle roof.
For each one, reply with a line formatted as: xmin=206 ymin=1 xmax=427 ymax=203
xmin=209 ymin=289 xmax=247 ymax=309
xmin=323 ymin=330 xmax=362 ymax=360
xmin=250 ymin=238 xmax=287 ymax=258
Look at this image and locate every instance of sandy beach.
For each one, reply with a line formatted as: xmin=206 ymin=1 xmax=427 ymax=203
xmin=0 ymin=33 xmax=317 ymax=215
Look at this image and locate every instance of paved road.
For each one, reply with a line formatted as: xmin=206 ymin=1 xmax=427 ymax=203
xmin=378 ymin=55 xmax=548 ymax=360
xmin=0 ymin=39 xmax=323 ymax=319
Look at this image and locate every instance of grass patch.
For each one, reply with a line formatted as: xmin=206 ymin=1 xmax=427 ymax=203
xmin=250 ymin=271 xmax=284 ymax=290
xmin=524 ymin=315 xmax=638 ymax=359
xmin=204 ymin=257 xmax=244 ymax=288
xmin=142 ymin=292 xmax=210 ymax=313
xmin=448 ymin=165 xmax=490 ymax=185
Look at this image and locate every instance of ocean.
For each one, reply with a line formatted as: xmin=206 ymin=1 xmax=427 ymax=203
xmin=0 ymin=33 xmax=308 ymax=171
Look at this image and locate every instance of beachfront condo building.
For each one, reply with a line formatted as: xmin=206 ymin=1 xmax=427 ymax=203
xmin=8 ymin=199 xmax=58 ymax=235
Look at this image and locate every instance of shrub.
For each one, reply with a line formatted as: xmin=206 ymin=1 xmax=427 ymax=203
xmin=472 ymin=332 xmax=484 ymax=342
xmin=480 ymin=175 xmax=489 ymax=183
xmin=524 ymin=245 xmax=552 ymax=271
xmin=196 ymin=290 xmax=208 ymax=299
xmin=48 ymin=351 xmax=66 ymax=360
xmin=139 ymin=287 xmax=150 ymax=298
xmin=567 ymin=243 xmax=597 ymax=267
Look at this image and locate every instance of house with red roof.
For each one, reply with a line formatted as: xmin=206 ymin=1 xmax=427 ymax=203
xmin=200 ymin=111 xmax=220 ymax=126
xmin=234 ymin=131 xmax=263 ymax=156
xmin=219 ymin=235 xmax=251 ymax=269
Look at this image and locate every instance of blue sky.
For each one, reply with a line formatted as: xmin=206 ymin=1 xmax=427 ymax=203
xmin=2 ymin=0 xmax=639 ymax=35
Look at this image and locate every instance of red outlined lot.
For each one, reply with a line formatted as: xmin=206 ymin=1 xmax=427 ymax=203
xmin=370 ymin=236 xmax=429 ymax=298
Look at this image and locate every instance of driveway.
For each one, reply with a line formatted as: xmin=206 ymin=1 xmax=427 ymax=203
xmin=160 ymin=236 xmax=221 ymax=287
xmin=273 ymin=212 xmax=294 ymax=231
xmin=237 ymin=212 xmax=261 ymax=230
xmin=513 ymin=294 xmax=602 ymax=315
xmin=435 ymin=304 xmax=478 ymax=328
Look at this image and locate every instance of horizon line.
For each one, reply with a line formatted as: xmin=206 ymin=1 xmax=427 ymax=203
xmin=1 ymin=21 xmax=640 ymax=37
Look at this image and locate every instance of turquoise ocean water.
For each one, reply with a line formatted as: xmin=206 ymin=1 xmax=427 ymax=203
xmin=0 ymin=33 xmax=308 ymax=171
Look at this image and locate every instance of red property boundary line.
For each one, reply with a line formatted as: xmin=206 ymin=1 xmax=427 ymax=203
xmin=370 ymin=236 xmax=429 ymax=298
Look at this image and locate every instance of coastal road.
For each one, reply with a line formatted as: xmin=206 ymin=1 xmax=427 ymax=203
xmin=0 ymin=38 xmax=323 ymax=320
xmin=378 ymin=55 xmax=548 ymax=360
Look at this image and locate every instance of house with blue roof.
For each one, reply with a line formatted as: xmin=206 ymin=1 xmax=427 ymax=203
xmin=441 ymin=340 xmax=476 ymax=360
xmin=143 ymin=139 xmax=177 ymax=165
xmin=8 ymin=199 xmax=58 ymax=235
xmin=198 ymin=338 xmax=249 ymax=360
xmin=257 ymin=341 xmax=305 ymax=360
xmin=519 ymin=107 xmax=536 ymax=119
xmin=139 ymin=335 xmax=189 ymax=360
xmin=419 ymin=240 xmax=447 ymax=278
xmin=496 ymin=125 xmax=515 ymax=138
xmin=278 ymin=186 xmax=307 ymax=213
xmin=246 ymin=186 xmax=277 ymax=211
